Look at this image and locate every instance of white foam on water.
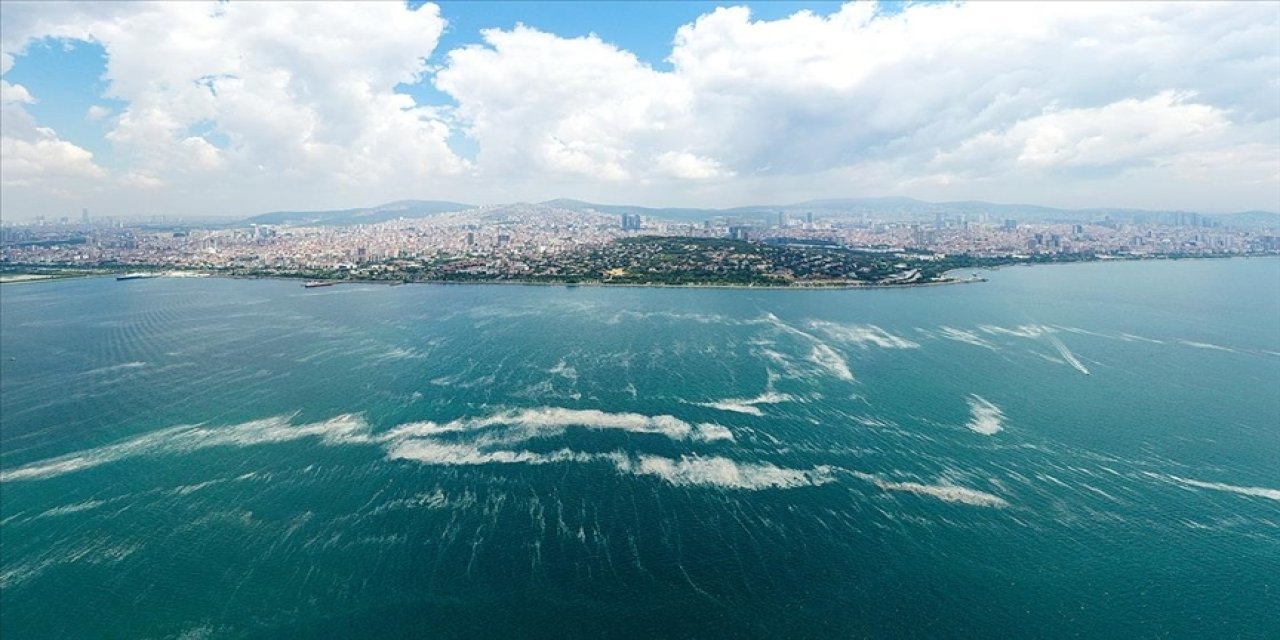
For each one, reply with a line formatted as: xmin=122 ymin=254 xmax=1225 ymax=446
xmin=695 ymin=391 xmax=795 ymax=416
xmin=1046 ymin=333 xmax=1090 ymax=375
xmin=4 ymin=406 xmax=738 ymax=486
xmin=387 ymin=441 xmax=602 ymax=467
xmin=0 ymin=535 xmax=144 ymax=589
xmin=988 ymin=323 xmax=1088 ymax=374
xmin=377 ymin=347 xmax=428 ymax=361
xmin=381 ymin=407 xmax=726 ymax=443
xmin=1031 ymin=352 xmax=1066 ymax=365
xmin=979 ymin=324 xmax=1054 ymax=339
xmin=693 ymin=423 xmax=735 ymax=442
xmin=171 ymin=479 xmax=226 ymax=495
xmin=809 ymin=344 xmax=854 ymax=380
xmin=697 ymin=401 xmax=762 ymax=416
xmin=809 ymin=321 xmax=920 ymax=349
xmin=31 ymin=499 xmax=107 ymax=520
xmin=966 ymin=395 xmax=1005 ymax=435
xmin=548 ymin=359 xmax=578 ymax=380
xmin=852 ymin=472 xmax=1010 ymax=507
xmin=1168 ymin=475 xmax=1280 ymax=501
xmin=1119 ymin=333 xmax=1165 ymax=344
xmin=429 ymin=373 xmax=463 ymax=386
xmin=618 ymin=455 xmax=833 ymax=490
xmin=1052 ymin=325 xmax=1113 ymax=339
xmin=853 ymin=415 xmax=896 ymax=428
xmin=0 ymin=414 xmax=371 ymax=482
xmin=606 ymin=310 xmax=735 ymax=325
xmin=389 ymin=440 xmax=821 ymax=490
xmin=1178 ymin=340 xmax=1237 ymax=353
xmin=755 ymin=312 xmax=810 ymax=337
xmin=938 ymin=326 xmax=997 ymax=349
xmin=81 ymin=361 xmax=148 ymax=376
xmin=757 ymin=347 xmax=812 ymax=379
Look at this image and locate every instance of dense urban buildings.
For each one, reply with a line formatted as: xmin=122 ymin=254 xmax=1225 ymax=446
xmin=2 ymin=202 xmax=1276 ymax=285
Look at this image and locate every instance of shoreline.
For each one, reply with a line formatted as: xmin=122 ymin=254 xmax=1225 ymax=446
xmin=0 ymin=273 xmax=95 ymax=285
xmin=3 ymin=252 xmax=1273 ymax=291
xmin=194 ymin=273 xmax=987 ymax=291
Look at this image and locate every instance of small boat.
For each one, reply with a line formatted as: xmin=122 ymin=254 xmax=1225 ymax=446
xmin=116 ymin=273 xmax=156 ymax=281
xmin=303 ymin=280 xmax=334 ymax=288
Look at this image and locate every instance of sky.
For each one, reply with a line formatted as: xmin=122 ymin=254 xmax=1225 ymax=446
xmin=1 ymin=0 xmax=1278 ymax=220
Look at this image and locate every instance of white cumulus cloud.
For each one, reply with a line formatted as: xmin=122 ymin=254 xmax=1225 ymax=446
xmin=2 ymin=0 xmax=466 ymax=215
xmin=1 ymin=1 xmax=1278 ymax=216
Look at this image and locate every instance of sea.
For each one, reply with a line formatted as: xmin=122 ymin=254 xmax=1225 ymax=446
xmin=1 ymin=257 xmax=1277 ymax=639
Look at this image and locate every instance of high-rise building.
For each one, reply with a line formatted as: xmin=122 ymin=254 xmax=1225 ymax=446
xmin=81 ymin=208 xmax=90 ymax=225
xmin=621 ymin=213 xmax=642 ymax=231
xmin=777 ymin=211 xmax=786 ymax=228
xmin=805 ymin=212 xmax=814 ymax=225
xmin=1002 ymin=219 xmax=1018 ymax=231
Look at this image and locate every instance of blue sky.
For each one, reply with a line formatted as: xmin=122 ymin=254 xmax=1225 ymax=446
xmin=4 ymin=38 xmax=120 ymax=164
xmin=8 ymin=1 xmax=861 ymax=174
xmin=1 ymin=1 xmax=1277 ymax=219
xmin=429 ymin=1 xmax=853 ymax=65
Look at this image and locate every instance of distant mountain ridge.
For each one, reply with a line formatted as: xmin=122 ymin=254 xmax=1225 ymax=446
xmin=245 ymin=200 xmax=473 ymax=226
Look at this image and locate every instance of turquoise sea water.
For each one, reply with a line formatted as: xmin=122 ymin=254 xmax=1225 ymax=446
xmin=1 ymin=258 xmax=1278 ymax=638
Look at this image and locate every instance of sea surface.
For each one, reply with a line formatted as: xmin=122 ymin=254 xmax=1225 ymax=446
xmin=1 ymin=258 xmax=1278 ymax=639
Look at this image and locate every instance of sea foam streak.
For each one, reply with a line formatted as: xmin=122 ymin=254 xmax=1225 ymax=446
xmin=80 ymin=361 xmax=148 ymax=376
xmin=809 ymin=321 xmax=920 ymax=349
xmin=754 ymin=312 xmax=822 ymax=342
xmin=809 ymin=344 xmax=854 ymax=380
xmin=1178 ymin=340 xmax=1237 ymax=353
xmin=965 ymin=395 xmax=1005 ymax=435
xmin=1 ymin=407 xmax=735 ymax=482
xmin=1119 ymin=333 xmax=1165 ymax=344
xmin=938 ymin=326 xmax=996 ymax=349
xmin=382 ymin=407 xmax=733 ymax=443
xmin=979 ymin=324 xmax=1055 ymax=339
xmin=851 ymin=472 xmax=1009 ymax=507
xmin=548 ymin=359 xmax=578 ymax=380
xmin=619 ymin=455 xmax=833 ymax=489
xmin=31 ymin=499 xmax=107 ymax=520
xmin=0 ymin=414 xmax=370 ymax=482
xmin=979 ymin=323 xmax=1088 ymax=374
xmin=695 ymin=391 xmax=794 ymax=416
xmin=1168 ymin=475 xmax=1280 ymax=501
xmin=386 ymin=441 xmax=603 ymax=467
xmin=387 ymin=442 xmax=828 ymax=490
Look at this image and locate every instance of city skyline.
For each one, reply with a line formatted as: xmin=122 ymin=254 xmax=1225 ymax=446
xmin=2 ymin=1 xmax=1279 ymax=220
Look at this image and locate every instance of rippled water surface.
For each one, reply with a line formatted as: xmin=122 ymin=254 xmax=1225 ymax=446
xmin=2 ymin=259 xmax=1278 ymax=638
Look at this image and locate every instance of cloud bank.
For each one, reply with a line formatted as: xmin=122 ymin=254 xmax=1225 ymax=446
xmin=2 ymin=1 xmax=1277 ymax=217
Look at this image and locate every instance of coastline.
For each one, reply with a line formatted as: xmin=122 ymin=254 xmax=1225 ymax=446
xmin=213 ymin=273 xmax=987 ymax=291
xmin=0 ymin=273 xmax=94 ymax=286
xmin=3 ymin=252 xmax=1273 ymax=291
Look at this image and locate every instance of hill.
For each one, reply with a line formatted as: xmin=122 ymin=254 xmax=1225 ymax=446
xmin=246 ymin=200 xmax=473 ymax=226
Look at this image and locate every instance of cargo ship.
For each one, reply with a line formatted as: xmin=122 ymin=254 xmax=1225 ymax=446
xmin=303 ymin=281 xmax=335 ymax=288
